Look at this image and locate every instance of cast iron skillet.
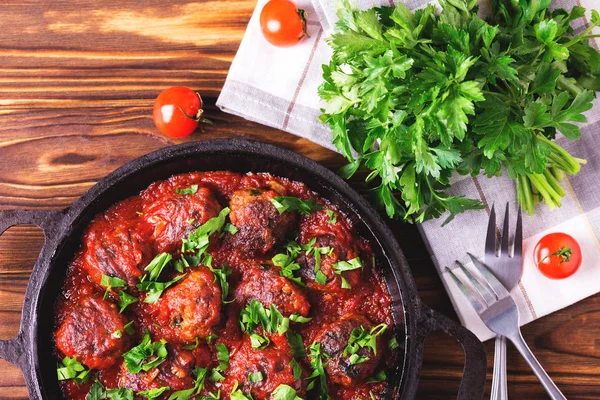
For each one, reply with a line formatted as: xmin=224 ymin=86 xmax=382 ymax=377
xmin=0 ymin=139 xmax=486 ymax=399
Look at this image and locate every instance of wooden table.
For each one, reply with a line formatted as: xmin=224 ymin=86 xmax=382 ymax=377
xmin=1 ymin=1 xmax=599 ymax=399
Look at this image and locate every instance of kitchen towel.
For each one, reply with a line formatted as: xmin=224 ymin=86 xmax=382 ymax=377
xmin=217 ymin=0 xmax=600 ymax=341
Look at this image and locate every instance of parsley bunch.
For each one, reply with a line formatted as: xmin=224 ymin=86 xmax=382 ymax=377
xmin=319 ymin=0 xmax=600 ymax=223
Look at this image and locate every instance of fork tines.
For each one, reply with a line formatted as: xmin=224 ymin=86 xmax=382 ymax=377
xmin=446 ymin=254 xmax=510 ymax=313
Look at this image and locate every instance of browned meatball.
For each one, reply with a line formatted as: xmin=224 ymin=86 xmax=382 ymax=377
xmin=229 ymin=188 xmax=296 ymax=255
xmin=117 ymin=344 xmax=212 ymax=392
xmin=82 ymin=215 xmax=154 ymax=287
xmin=221 ymin=335 xmax=303 ymax=399
xmin=144 ymin=186 xmax=222 ymax=253
xmin=153 ymin=267 xmax=222 ymax=343
xmin=236 ymin=267 xmax=310 ymax=317
xmin=314 ymin=314 xmax=383 ymax=387
xmin=298 ymin=234 xmax=362 ymax=291
xmin=55 ymin=294 xmax=128 ymax=370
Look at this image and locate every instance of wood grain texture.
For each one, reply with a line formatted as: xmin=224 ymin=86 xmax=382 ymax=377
xmin=1 ymin=1 xmax=600 ymax=399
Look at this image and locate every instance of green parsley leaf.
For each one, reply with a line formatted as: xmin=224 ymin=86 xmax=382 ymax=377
xmin=123 ymin=331 xmax=168 ymax=374
xmin=343 ymin=324 xmax=387 ymax=360
xmin=388 ymin=337 xmax=400 ymax=350
xmin=287 ymin=330 xmax=306 ymax=358
xmin=183 ymin=337 xmax=199 ymax=350
xmin=271 ymin=196 xmax=323 ymax=215
xmin=138 ymin=386 xmax=170 ymax=399
xmin=123 ymin=320 xmax=135 ymax=336
xmin=230 ymin=381 xmax=253 ymax=400
xmin=248 ymin=371 xmax=264 ymax=383
xmin=105 ymin=388 xmax=135 ymax=400
xmin=365 ymin=370 xmax=387 ymax=383
xmin=272 ymin=241 xmax=305 ymax=286
xmin=137 ymin=274 xmax=186 ymax=304
xmin=223 ymin=223 xmax=238 ymax=234
xmin=86 ymin=380 xmax=104 ymax=400
xmin=118 ymin=290 xmax=138 ymax=313
xmin=272 ymin=384 xmax=303 ymax=400
xmin=306 ymin=342 xmax=329 ymax=399
xmin=56 ymin=356 xmax=90 ymax=384
xmin=215 ymin=343 xmax=229 ymax=371
xmin=101 ymin=274 xmax=127 ymax=299
xmin=325 ymin=209 xmax=338 ymax=223
xmin=176 ymin=185 xmax=199 ymax=195
xmin=207 ymin=263 xmax=232 ymax=302
xmin=290 ymin=358 xmax=303 ymax=381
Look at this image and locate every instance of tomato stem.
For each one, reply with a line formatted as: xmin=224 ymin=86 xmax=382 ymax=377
xmin=538 ymin=246 xmax=573 ymax=266
xmin=297 ymin=9 xmax=310 ymax=40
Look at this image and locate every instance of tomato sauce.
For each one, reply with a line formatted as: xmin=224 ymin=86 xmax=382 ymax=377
xmin=54 ymin=171 xmax=399 ymax=400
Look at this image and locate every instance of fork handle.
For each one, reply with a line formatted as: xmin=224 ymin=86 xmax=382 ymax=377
xmin=490 ymin=335 xmax=508 ymax=400
xmin=507 ymin=331 xmax=567 ymax=400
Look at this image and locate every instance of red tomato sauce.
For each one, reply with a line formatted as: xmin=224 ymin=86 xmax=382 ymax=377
xmin=54 ymin=171 xmax=399 ymax=400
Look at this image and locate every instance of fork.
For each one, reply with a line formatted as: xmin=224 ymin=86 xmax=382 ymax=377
xmin=485 ymin=204 xmax=524 ymax=400
xmin=447 ymin=254 xmax=566 ymax=400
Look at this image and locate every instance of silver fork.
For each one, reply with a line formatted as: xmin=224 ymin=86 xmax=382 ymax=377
xmin=447 ymin=255 xmax=566 ymax=400
xmin=485 ymin=204 xmax=523 ymax=400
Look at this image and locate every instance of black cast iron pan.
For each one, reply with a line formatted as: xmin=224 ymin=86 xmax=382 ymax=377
xmin=0 ymin=139 xmax=486 ymax=399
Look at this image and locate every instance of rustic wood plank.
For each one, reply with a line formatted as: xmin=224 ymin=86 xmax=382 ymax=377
xmin=1 ymin=0 xmax=600 ymax=399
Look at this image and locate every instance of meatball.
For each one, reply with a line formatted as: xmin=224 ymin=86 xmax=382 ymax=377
xmin=236 ymin=267 xmax=310 ymax=317
xmin=229 ymin=188 xmax=296 ymax=255
xmin=82 ymin=214 xmax=154 ymax=287
xmin=298 ymin=234 xmax=362 ymax=291
xmin=118 ymin=344 xmax=212 ymax=392
xmin=55 ymin=294 xmax=128 ymax=370
xmin=143 ymin=186 xmax=221 ymax=254
xmin=153 ymin=267 xmax=222 ymax=343
xmin=221 ymin=335 xmax=303 ymax=399
xmin=314 ymin=314 xmax=383 ymax=387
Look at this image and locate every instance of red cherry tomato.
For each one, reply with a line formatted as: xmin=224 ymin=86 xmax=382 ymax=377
xmin=260 ymin=0 xmax=308 ymax=47
xmin=533 ymin=232 xmax=582 ymax=279
xmin=153 ymin=87 xmax=205 ymax=138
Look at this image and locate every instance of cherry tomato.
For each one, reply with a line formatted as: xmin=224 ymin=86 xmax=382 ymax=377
xmin=153 ymin=87 xmax=206 ymax=138
xmin=260 ymin=0 xmax=308 ymax=47
xmin=533 ymin=232 xmax=582 ymax=279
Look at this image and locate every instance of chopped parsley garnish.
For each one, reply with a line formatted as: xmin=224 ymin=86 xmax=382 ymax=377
xmin=388 ymin=337 xmax=400 ymax=350
xmin=123 ymin=320 xmax=135 ymax=335
xmin=168 ymin=367 xmax=208 ymax=399
xmin=100 ymin=274 xmax=127 ymax=299
xmin=105 ymin=388 xmax=135 ymax=400
xmin=206 ymin=333 xmax=218 ymax=343
xmin=343 ymin=324 xmax=387 ymax=365
xmin=122 ymin=331 xmax=168 ymax=374
xmin=230 ymin=381 xmax=253 ymax=400
xmin=181 ymin=207 xmax=230 ymax=255
xmin=249 ymin=333 xmax=270 ymax=350
xmin=143 ymin=253 xmax=173 ymax=281
xmin=271 ymin=196 xmax=323 ymax=215
xmin=176 ymin=184 xmax=199 ymax=195
xmin=183 ymin=337 xmax=199 ymax=350
xmin=206 ymin=260 xmax=232 ymax=302
xmin=303 ymin=238 xmax=333 ymax=286
xmin=306 ymin=342 xmax=329 ymax=399
xmin=223 ymin=223 xmax=238 ymax=235
xmin=56 ymin=356 xmax=90 ymax=384
xmin=137 ymin=274 xmax=186 ymax=304
xmin=272 ymin=241 xmax=304 ymax=286
xmin=272 ymin=384 xmax=303 ymax=400
xmin=290 ymin=358 xmax=303 ymax=380
xmin=332 ymin=257 xmax=364 ymax=289
xmin=239 ymin=300 xmax=311 ymax=349
xmin=247 ymin=371 xmax=264 ymax=383
xmin=365 ymin=370 xmax=387 ymax=383
xmin=286 ymin=330 xmax=306 ymax=358
xmin=325 ymin=210 xmax=337 ymax=224
xmin=86 ymin=380 xmax=104 ymax=400
xmin=138 ymin=386 xmax=170 ymax=399
xmin=216 ymin=343 xmax=229 ymax=370
xmin=118 ymin=290 xmax=138 ymax=313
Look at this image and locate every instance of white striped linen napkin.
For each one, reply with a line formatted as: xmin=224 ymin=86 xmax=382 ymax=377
xmin=217 ymin=0 xmax=600 ymax=341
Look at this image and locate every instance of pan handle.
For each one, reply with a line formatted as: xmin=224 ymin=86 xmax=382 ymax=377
xmin=0 ymin=209 xmax=63 ymax=366
xmin=416 ymin=304 xmax=488 ymax=400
